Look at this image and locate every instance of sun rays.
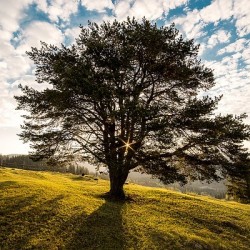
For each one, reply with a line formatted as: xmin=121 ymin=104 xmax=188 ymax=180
xmin=118 ymin=137 xmax=136 ymax=154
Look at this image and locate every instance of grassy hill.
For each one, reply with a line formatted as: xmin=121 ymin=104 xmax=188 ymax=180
xmin=0 ymin=168 xmax=249 ymax=250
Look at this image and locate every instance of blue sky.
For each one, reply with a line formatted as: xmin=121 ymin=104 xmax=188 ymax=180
xmin=0 ymin=0 xmax=250 ymax=154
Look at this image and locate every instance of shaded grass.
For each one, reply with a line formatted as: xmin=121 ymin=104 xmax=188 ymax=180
xmin=0 ymin=167 xmax=249 ymax=250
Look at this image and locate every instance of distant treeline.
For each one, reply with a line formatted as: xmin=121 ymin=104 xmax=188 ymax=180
xmin=0 ymin=155 xmax=89 ymax=175
xmin=126 ymin=173 xmax=227 ymax=199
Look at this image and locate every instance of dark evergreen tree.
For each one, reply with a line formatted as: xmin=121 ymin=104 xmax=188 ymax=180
xmin=15 ymin=18 xmax=250 ymax=199
xmin=226 ymin=152 xmax=250 ymax=203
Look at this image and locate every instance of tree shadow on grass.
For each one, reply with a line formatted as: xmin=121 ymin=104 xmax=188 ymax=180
xmin=0 ymin=181 xmax=17 ymax=188
xmin=0 ymin=194 xmax=64 ymax=249
xmin=64 ymin=196 xmax=126 ymax=250
xmin=70 ymin=175 xmax=96 ymax=181
xmin=126 ymin=197 xmax=250 ymax=250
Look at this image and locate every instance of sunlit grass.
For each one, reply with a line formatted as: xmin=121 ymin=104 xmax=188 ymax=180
xmin=0 ymin=167 xmax=249 ymax=249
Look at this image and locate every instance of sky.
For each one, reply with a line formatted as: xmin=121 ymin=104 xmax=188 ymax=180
xmin=0 ymin=0 xmax=250 ymax=154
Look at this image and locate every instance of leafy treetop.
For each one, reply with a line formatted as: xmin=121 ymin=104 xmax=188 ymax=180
xmin=16 ymin=18 xmax=250 ymax=199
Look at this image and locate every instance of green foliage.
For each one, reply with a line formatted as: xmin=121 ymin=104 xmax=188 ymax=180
xmin=226 ymin=158 xmax=250 ymax=203
xmin=15 ymin=18 xmax=250 ymax=198
xmin=0 ymin=168 xmax=250 ymax=249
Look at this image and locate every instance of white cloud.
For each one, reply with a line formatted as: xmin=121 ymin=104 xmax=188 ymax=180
xmin=114 ymin=0 xmax=188 ymax=21
xmin=173 ymin=8 xmax=200 ymax=26
xmin=215 ymin=82 xmax=250 ymax=124
xmin=199 ymin=0 xmax=233 ymax=23
xmin=0 ymin=73 xmax=50 ymax=133
xmin=114 ymin=0 xmax=132 ymax=19
xmin=206 ymin=58 xmax=238 ymax=79
xmin=164 ymin=0 xmax=188 ymax=10
xmin=217 ymin=39 xmax=248 ymax=55
xmin=0 ymin=127 xmax=30 ymax=154
xmin=128 ymin=0 xmax=165 ymax=20
xmin=0 ymin=0 xmax=33 ymax=42
xmin=35 ymin=0 xmax=47 ymax=12
xmin=11 ymin=74 xmax=50 ymax=94
xmin=35 ymin=0 xmax=79 ymax=23
xmin=172 ymin=9 xmax=206 ymax=39
xmin=194 ymin=0 xmax=250 ymax=37
xmin=0 ymin=96 xmax=20 ymax=127
xmin=241 ymin=47 xmax=250 ymax=62
xmin=64 ymin=26 xmax=81 ymax=44
xmin=81 ymin=0 xmax=114 ymax=12
xmin=17 ymin=21 xmax=64 ymax=54
xmin=203 ymin=55 xmax=250 ymax=125
xmin=0 ymin=41 xmax=14 ymax=61
xmin=0 ymin=20 xmax=63 ymax=137
xmin=198 ymin=43 xmax=206 ymax=56
xmin=233 ymin=0 xmax=250 ymax=37
xmin=0 ymin=79 xmax=23 ymax=128
xmin=207 ymin=30 xmax=231 ymax=48
xmin=0 ymin=43 xmax=31 ymax=84
xmin=172 ymin=0 xmax=250 ymax=37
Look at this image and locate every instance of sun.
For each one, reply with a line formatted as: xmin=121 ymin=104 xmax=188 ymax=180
xmin=124 ymin=141 xmax=133 ymax=152
xmin=119 ymin=137 xmax=136 ymax=153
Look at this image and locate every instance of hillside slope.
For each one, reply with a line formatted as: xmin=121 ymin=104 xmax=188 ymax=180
xmin=0 ymin=168 xmax=249 ymax=250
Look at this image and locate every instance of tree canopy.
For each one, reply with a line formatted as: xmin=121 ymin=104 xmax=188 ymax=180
xmin=15 ymin=18 xmax=250 ymax=199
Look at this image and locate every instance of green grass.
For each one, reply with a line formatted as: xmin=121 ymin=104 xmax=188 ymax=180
xmin=0 ymin=167 xmax=249 ymax=250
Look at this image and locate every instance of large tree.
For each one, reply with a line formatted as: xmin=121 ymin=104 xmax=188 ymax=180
xmin=16 ymin=18 xmax=250 ymax=199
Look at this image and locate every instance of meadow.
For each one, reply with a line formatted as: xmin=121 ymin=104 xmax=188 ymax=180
xmin=0 ymin=167 xmax=249 ymax=249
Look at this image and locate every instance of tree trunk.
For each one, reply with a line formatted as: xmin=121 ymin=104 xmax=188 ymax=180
xmin=109 ymin=168 xmax=129 ymax=200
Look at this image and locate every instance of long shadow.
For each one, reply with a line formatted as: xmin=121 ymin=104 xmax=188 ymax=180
xmin=64 ymin=197 xmax=126 ymax=250
xmin=0 ymin=195 xmax=64 ymax=250
xmin=0 ymin=181 xmax=17 ymax=188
